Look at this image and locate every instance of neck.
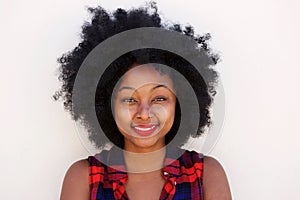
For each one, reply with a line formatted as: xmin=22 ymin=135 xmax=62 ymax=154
xmin=123 ymin=147 xmax=166 ymax=173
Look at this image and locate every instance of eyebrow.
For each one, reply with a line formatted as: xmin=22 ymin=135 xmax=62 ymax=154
xmin=151 ymin=84 xmax=168 ymax=91
xmin=118 ymin=86 xmax=135 ymax=91
xmin=118 ymin=84 xmax=168 ymax=92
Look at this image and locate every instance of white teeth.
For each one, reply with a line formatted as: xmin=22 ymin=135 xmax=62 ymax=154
xmin=134 ymin=126 xmax=156 ymax=131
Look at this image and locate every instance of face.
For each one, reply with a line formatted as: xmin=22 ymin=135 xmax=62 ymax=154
xmin=113 ymin=65 xmax=176 ymax=153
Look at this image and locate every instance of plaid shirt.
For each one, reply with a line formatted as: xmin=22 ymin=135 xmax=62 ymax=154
xmin=88 ymin=146 xmax=204 ymax=200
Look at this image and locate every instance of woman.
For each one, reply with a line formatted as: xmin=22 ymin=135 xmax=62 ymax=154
xmin=55 ymin=3 xmax=231 ymax=200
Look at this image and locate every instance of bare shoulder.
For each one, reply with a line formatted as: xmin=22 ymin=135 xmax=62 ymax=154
xmin=203 ymin=156 xmax=232 ymax=200
xmin=60 ymin=159 xmax=90 ymax=200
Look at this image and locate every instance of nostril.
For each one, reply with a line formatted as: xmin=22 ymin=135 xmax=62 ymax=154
xmin=136 ymin=105 xmax=153 ymax=120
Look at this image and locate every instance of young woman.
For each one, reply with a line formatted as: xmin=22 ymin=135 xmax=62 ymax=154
xmin=54 ymin=3 xmax=231 ymax=200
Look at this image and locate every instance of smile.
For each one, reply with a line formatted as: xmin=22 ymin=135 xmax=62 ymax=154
xmin=131 ymin=124 xmax=159 ymax=137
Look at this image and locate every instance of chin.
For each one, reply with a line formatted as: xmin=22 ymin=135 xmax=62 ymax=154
xmin=129 ymin=135 xmax=165 ymax=151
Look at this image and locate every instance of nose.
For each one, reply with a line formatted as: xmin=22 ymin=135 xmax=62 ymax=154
xmin=136 ymin=103 xmax=152 ymax=120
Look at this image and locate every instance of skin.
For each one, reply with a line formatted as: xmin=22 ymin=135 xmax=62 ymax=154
xmin=113 ymin=65 xmax=176 ymax=153
xmin=60 ymin=65 xmax=231 ymax=200
xmin=60 ymin=157 xmax=232 ymax=200
xmin=113 ymin=65 xmax=175 ymax=199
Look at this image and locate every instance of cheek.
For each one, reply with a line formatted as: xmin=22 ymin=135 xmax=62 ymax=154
xmin=166 ymin=107 xmax=175 ymax=124
xmin=153 ymin=103 xmax=175 ymax=124
xmin=165 ymin=101 xmax=176 ymax=125
xmin=114 ymin=111 xmax=131 ymax=136
xmin=113 ymin=103 xmax=125 ymax=125
xmin=114 ymin=103 xmax=135 ymax=127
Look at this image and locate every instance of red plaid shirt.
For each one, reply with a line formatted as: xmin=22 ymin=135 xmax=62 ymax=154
xmin=88 ymin=146 xmax=204 ymax=200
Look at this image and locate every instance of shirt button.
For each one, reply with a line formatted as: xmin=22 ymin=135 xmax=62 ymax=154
xmin=174 ymin=181 xmax=177 ymax=185
xmin=163 ymin=171 xmax=169 ymax=176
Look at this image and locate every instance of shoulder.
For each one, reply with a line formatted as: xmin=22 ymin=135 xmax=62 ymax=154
xmin=203 ymin=156 xmax=232 ymax=200
xmin=60 ymin=159 xmax=90 ymax=200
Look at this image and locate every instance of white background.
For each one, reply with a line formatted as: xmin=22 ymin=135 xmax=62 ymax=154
xmin=1 ymin=0 xmax=300 ymax=199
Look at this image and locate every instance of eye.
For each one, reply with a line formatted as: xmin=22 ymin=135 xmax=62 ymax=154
xmin=152 ymin=96 xmax=167 ymax=103
xmin=121 ymin=98 xmax=137 ymax=104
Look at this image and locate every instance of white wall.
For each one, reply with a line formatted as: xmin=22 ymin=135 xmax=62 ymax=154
xmin=1 ymin=0 xmax=299 ymax=199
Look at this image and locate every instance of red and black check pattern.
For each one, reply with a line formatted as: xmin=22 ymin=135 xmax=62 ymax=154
xmin=88 ymin=146 xmax=204 ymax=200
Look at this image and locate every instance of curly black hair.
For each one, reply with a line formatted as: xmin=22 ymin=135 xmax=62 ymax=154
xmin=53 ymin=2 xmax=219 ymax=149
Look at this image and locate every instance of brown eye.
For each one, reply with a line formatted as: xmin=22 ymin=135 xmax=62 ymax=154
xmin=152 ymin=96 xmax=167 ymax=102
xmin=121 ymin=98 xmax=137 ymax=104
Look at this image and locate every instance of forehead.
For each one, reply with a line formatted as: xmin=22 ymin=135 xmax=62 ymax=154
xmin=119 ymin=64 xmax=174 ymax=91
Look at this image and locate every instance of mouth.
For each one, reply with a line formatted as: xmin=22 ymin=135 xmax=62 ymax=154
xmin=131 ymin=123 xmax=159 ymax=137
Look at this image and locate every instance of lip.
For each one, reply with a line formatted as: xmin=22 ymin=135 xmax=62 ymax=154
xmin=131 ymin=123 xmax=159 ymax=137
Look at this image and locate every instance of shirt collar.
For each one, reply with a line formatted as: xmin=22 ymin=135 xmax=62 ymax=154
xmin=103 ymin=145 xmax=184 ymax=182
